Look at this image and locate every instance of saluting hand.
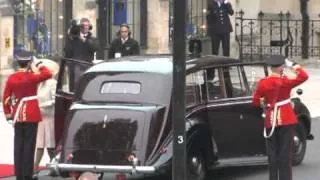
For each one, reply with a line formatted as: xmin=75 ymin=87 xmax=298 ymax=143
xmin=285 ymin=58 xmax=294 ymax=68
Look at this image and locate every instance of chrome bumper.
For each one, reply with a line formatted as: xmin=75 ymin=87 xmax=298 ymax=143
xmin=47 ymin=153 xmax=156 ymax=175
xmin=47 ymin=163 xmax=156 ymax=174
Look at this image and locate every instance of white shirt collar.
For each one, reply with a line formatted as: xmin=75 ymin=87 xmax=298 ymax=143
xmin=121 ymin=37 xmax=129 ymax=44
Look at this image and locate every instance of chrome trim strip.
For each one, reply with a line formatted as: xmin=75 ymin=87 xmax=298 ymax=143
xmin=70 ymin=103 xmax=158 ymax=111
xmin=186 ymin=99 xmax=252 ymax=117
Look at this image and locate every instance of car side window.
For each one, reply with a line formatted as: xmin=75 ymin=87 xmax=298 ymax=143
xmin=205 ymin=68 xmax=224 ymax=100
xmin=227 ymin=66 xmax=247 ymax=97
xmin=243 ymin=65 xmax=267 ymax=95
xmin=185 ymin=70 xmax=205 ymax=106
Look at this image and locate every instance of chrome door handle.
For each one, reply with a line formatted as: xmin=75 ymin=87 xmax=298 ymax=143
xmin=103 ymin=114 xmax=108 ymax=128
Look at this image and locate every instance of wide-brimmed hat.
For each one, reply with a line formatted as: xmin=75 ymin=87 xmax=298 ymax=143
xmin=32 ymin=57 xmax=59 ymax=75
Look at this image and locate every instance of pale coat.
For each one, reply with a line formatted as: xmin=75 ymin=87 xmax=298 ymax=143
xmin=36 ymin=78 xmax=57 ymax=148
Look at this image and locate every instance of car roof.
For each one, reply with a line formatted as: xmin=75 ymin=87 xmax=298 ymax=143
xmin=85 ymin=54 xmax=258 ymax=75
xmin=186 ymin=55 xmax=240 ymax=72
xmin=86 ymin=55 xmax=173 ymax=74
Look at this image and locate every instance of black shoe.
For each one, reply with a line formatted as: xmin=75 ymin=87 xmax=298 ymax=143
xmin=31 ymin=173 xmax=39 ymax=180
xmin=48 ymin=170 xmax=58 ymax=177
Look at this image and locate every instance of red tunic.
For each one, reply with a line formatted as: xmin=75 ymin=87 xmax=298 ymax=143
xmin=252 ymin=66 xmax=308 ymax=128
xmin=2 ymin=66 xmax=52 ymax=123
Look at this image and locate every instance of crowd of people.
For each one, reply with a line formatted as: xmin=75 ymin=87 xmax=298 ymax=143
xmin=1 ymin=16 xmax=141 ymax=180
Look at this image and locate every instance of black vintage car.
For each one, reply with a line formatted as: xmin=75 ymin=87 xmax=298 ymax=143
xmin=48 ymin=55 xmax=313 ymax=180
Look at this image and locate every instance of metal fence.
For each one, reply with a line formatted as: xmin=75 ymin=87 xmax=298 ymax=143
xmin=235 ymin=10 xmax=320 ymax=61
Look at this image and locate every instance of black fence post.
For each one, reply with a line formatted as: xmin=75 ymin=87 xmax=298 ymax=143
xmin=97 ymin=0 xmax=107 ymax=59
xmin=239 ymin=10 xmax=244 ymax=60
xmin=140 ymin=0 xmax=148 ymax=49
xmin=300 ymin=0 xmax=309 ymax=59
xmin=258 ymin=11 xmax=264 ymax=61
xmin=279 ymin=11 xmax=284 ymax=55
xmin=172 ymin=0 xmax=187 ymax=179
xmin=285 ymin=11 xmax=292 ymax=58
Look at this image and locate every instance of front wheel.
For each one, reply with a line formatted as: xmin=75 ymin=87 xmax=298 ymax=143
xmin=292 ymin=121 xmax=307 ymax=166
xmin=187 ymin=153 xmax=207 ymax=180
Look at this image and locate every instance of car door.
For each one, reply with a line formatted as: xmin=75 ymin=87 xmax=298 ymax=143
xmin=206 ymin=65 xmax=267 ymax=158
xmin=54 ymin=58 xmax=92 ymax=145
xmin=235 ymin=64 xmax=269 ymax=156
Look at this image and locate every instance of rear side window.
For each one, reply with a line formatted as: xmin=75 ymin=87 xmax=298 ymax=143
xmin=185 ymin=70 xmax=205 ymax=106
xmin=100 ymin=81 xmax=141 ymax=94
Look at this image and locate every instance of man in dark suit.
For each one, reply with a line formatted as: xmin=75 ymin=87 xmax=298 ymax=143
xmin=108 ymin=24 xmax=140 ymax=59
xmin=207 ymin=0 xmax=234 ymax=56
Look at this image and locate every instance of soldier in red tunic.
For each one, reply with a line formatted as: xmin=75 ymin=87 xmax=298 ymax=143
xmin=252 ymin=55 xmax=309 ymax=180
xmin=2 ymin=51 xmax=52 ymax=180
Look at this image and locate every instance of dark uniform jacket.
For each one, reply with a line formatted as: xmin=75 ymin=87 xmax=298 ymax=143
xmin=64 ymin=32 xmax=100 ymax=62
xmin=252 ymin=65 xmax=308 ymax=128
xmin=108 ymin=37 xmax=140 ymax=59
xmin=2 ymin=66 xmax=52 ymax=123
xmin=206 ymin=0 xmax=234 ymax=35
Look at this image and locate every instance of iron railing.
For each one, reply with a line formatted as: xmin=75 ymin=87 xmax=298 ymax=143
xmin=235 ymin=10 xmax=320 ymax=61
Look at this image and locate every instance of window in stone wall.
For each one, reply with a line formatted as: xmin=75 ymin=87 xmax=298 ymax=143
xmin=109 ymin=0 xmax=141 ymax=43
xmin=169 ymin=0 xmax=208 ymax=42
xmin=187 ymin=0 xmax=208 ymax=38
xmin=12 ymin=0 xmax=64 ymax=58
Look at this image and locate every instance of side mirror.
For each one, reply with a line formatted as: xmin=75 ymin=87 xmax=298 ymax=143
xmin=296 ymin=88 xmax=303 ymax=95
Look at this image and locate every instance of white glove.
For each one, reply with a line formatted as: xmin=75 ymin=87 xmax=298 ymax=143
xmin=7 ymin=120 xmax=14 ymax=125
xmin=92 ymin=59 xmax=103 ymax=64
xmin=224 ymin=0 xmax=230 ymax=4
xmin=285 ymin=58 xmax=294 ymax=67
xmin=32 ymin=56 xmax=43 ymax=67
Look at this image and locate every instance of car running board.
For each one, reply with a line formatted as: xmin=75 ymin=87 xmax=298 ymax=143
xmin=210 ymin=156 xmax=268 ymax=169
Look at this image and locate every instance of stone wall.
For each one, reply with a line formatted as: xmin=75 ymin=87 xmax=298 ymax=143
xmin=73 ymin=0 xmax=98 ymax=36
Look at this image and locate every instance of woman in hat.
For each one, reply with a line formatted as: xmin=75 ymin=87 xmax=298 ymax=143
xmin=32 ymin=58 xmax=59 ymax=177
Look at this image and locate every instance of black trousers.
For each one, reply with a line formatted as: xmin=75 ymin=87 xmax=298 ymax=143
xmin=210 ymin=33 xmax=230 ymax=56
xmin=266 ymin=124 xmax=295 ymax=180
xmin=14 ymin=122 xmax=38 ymax=180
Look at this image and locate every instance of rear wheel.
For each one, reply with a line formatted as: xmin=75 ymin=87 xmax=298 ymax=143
xmin=187 ymin=153 xmax=207 ymax=180
xmin=292 ymin=121 xmax=307 ymax=166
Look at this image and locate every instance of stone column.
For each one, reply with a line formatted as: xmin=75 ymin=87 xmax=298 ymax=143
xmin=0 ymin=16 xmax=14 ymax=69
xmin=73 ymin=0 xmax=98 ymax=36
xmin=0 ymin=14 xmax=15 ymax=100
xmin=146 ymin=0 xmax=170 ymax=54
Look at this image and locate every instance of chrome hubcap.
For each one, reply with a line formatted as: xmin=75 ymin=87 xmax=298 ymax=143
xmin=293 ymin=135 xmax=302 ymax=153
xmin=189 ymin=156 xmax=202 ymax=176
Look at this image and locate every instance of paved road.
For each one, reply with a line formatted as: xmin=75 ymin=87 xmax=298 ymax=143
xmin=1 ymin=67 xmax=320 ymax=180
xmin=2 ymin=117 xmax=320 ymax=180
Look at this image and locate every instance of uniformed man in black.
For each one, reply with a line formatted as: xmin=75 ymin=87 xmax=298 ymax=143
xmin=108 ymin=24 xmax=140 ymax=59
xmin=206 ymin=0 xmax=234 ymax=56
